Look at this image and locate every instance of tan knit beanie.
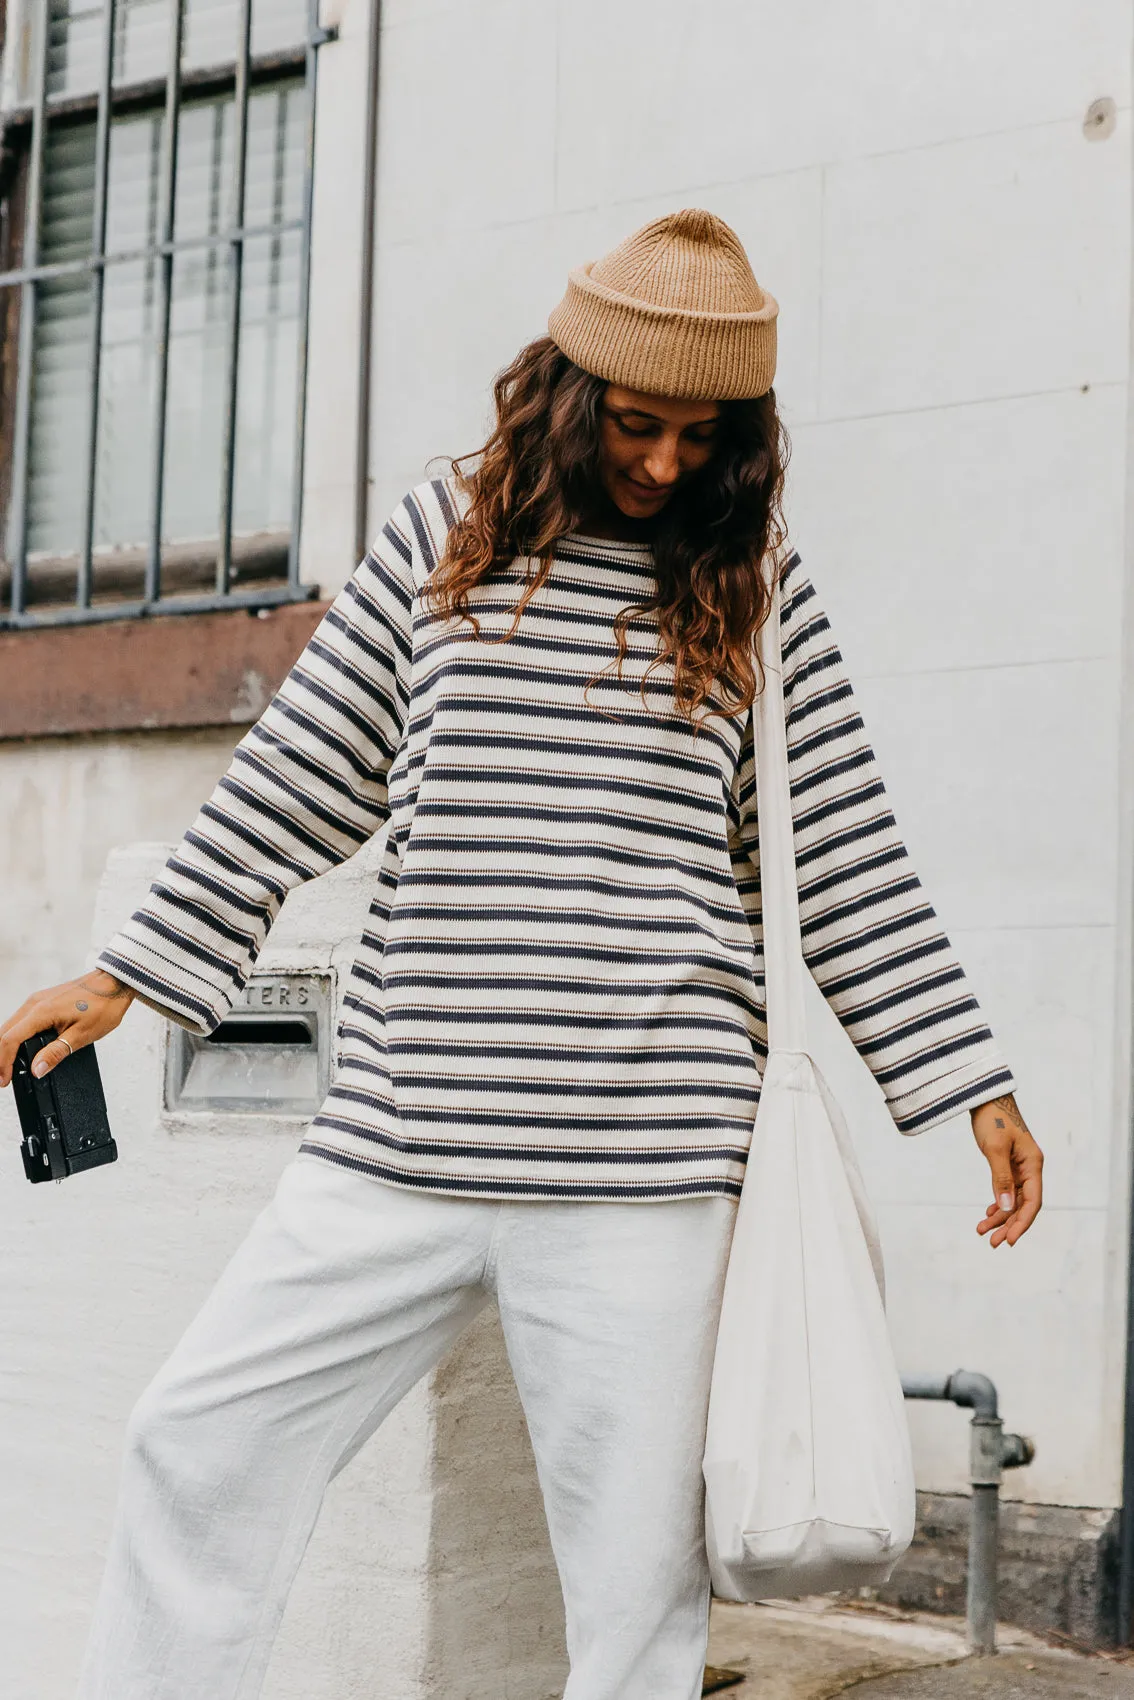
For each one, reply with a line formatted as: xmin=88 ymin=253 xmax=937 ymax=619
xmin=547 ymin=208 xmax=778 ymax=401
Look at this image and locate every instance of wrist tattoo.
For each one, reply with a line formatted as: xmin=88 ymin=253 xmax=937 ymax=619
xmin=77 ymin=973 xmax=130 ymax=1002
xmin=986 ymin=1093 xmax=1028 ymax=1134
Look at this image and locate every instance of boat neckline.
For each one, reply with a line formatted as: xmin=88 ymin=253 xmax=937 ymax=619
xmin=558 ymin=531 xmax=654 ymax=554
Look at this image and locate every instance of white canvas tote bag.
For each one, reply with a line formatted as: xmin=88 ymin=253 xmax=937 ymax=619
xmin=702 ymin=566 xmax=916 ymax=1601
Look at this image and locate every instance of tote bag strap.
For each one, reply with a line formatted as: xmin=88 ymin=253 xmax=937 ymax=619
xmin=752 ymin=561 xmax=810 ymax=1055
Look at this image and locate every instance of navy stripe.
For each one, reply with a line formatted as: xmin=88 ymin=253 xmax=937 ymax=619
xmin=301 ymin=1141 xmax=745 ymax=1201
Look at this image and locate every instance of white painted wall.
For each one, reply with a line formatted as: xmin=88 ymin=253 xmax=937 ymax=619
xmin=351 ymin=0 xmax=1134 ymax=1509
xmin=0 ymin=730 xmax=238 ymax=1019
xmin=3 ymin=9 xmax=1133 ymax=1687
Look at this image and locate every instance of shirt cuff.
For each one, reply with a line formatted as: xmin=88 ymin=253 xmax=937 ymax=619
xmin=887 ymin=1051 xmax=1017 ymax=1136
xmin=95 ymin=931 xmax=239 ymax=1038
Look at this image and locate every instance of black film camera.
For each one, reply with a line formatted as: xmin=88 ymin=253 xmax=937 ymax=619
xmin=13 ymin=1030 xmax=117 ymax=1183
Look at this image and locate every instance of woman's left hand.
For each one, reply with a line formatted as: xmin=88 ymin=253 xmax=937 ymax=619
xmin=970 ymin=1095 xmax=1043 ymax=1248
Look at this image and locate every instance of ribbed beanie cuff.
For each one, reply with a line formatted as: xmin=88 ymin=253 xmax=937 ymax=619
xmin=548 ymin=209 xmax=778 ymax=401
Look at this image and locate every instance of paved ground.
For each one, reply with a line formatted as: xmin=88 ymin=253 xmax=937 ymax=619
xmin=704 ymin=1599 xmax=1134 ymax=1698
xmin=851 ymin=1650 xmax=1134 ymax=1698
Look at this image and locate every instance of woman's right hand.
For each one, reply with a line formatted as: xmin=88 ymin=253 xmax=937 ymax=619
xmin=0 ymin=970 xmax=135 ymax=1088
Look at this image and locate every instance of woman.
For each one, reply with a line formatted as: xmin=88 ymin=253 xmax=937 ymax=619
xmin=0 ymin=209 xmax=1043 ymax=1700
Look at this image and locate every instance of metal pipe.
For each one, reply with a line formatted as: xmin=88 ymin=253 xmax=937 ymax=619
xmin=5 ymin=0 xmax=52 ymax=613
xmin=967 ymin=1484 xmax=999 ymax=1655
xmin=1118 ymin=1090 xmax=1134 ymax=1644
xmin=902 ymin=1370 xmax=1033 ymax=1655
xmin=145 ymin=0 xmax=186 ymax=606
xmin=287 ymin=0 xmax=329 ymax=591
xmin=942 ymin=1369 xmax=999 ymax=1421
xmin=78 ymin=0 xmax=119 ymax=609
xmin=899 ymin=1374 xmax=951 ymax=1403
xmin=354 ymin=0 xmax=383 ymax=564
xmin=215 ymin=0 xmax=253 ymax=594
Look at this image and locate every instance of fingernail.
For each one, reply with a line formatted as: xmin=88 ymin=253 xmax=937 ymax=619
xmin=999 ymin=1192 xmax=1013 ymax=1212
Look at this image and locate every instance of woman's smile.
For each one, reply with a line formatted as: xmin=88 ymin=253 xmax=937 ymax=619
xmin=619 ymin=470 xmax=673 ymax=505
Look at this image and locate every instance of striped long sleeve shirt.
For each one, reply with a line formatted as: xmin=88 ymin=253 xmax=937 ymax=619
xmin=97 ymin=477 xmax=1015 ymax=1200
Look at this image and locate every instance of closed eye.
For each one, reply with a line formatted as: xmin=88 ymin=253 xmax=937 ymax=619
xmin=614 ymin=416 xmax=658 ymax=438
xmin=613 ymin=414 xmax=719 ymax=444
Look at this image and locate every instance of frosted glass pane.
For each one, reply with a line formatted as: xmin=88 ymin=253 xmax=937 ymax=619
xmin=232 ymin=229 xmax=300 ymax=532
xmin=47 ymin=0 xmax=309 ymax=100
xmin=26 ymin=123 xmax=96 ymax=556
xmin=95 ymin=258 xmax=159 ymax=547
xmin=104 ymin=114 xmax=160 ymax=255
xmin=27 ymin=78 xmax=304 ymax=557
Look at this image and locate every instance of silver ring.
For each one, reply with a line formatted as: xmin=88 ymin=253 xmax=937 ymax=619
xmin=58 ymin=1037 xmax=73 ymax=1057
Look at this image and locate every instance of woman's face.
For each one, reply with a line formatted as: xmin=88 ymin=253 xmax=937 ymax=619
xmin=597 ymin=385 xmax=722 ymax=521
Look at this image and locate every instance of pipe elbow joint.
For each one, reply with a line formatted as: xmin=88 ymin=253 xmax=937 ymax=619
xmin=946 ymin=1369 xmax=1000 ymax=1420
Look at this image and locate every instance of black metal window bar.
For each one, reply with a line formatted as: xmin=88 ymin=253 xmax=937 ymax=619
xmin=0 ymin=0 xmax=336 ymax=629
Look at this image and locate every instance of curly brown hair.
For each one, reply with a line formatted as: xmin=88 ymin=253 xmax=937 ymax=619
xmin=425 ymin=336 xmax=790 ymax=729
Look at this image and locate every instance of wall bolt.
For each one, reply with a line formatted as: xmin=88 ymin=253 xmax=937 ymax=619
xmin=1084 ymin=98 xmax=1117 ymax=140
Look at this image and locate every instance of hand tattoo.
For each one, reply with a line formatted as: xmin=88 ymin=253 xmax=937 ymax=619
xmin=75 ymin=1000 xmax=89 ymax=1011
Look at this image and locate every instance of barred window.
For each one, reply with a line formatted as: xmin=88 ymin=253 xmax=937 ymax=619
xmin=0 ymin=0 xmax=333 ymax=627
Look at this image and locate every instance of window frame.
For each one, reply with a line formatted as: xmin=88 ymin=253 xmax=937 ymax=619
xmin=0 ymin=0 xmax=336 ymax=630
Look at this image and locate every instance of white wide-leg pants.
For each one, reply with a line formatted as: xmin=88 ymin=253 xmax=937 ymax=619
xmin=76 ymin=1152 xmax=737 ymax=1700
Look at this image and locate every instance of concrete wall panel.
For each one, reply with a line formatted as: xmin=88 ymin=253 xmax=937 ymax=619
xmin=787 ymin=385 xmax=1127 ymax=675
xmin=851 ymin=658 xmax=1121 ymax=932
xmin=376 ymin=0 xmax=558 ymax=249
xmin=883 ymin=1203 xmax=1119 ymax=1507
xmin=820 ymin=117 xmax=1131 ymax=417
xmin=808 ymin=921 xmax=1116 ymax=1216
xmin=554 ymin=0 xmax=1132 ymax=210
